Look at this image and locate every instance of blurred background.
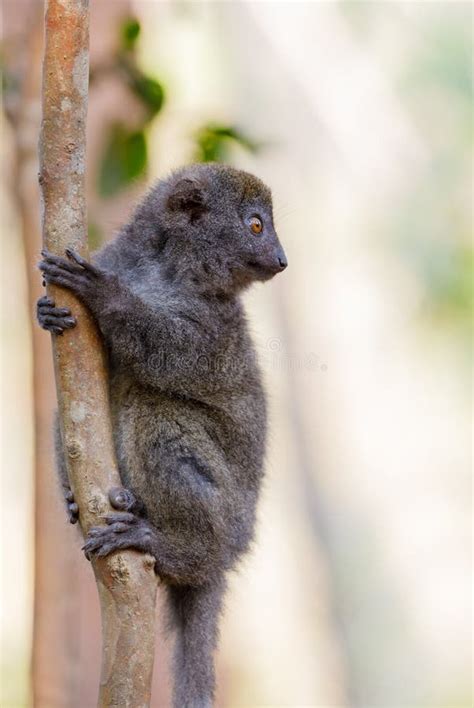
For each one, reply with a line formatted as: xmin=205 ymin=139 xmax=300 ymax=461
xmin=1 ymin=1 xmax=472 ymax=706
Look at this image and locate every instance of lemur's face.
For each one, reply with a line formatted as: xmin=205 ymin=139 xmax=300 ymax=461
xmin=233 ymin=199 xmax=287 ymax=285
xmin=163 ymin=164 xmax=287 ymax=293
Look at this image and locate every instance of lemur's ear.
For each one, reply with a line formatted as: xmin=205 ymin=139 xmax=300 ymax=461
xmin=167 ymin=179 xmax=207 ymax=221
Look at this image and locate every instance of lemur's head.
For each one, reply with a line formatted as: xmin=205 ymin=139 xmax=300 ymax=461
xmin=137 ymin=163 xmax=287 ymax=295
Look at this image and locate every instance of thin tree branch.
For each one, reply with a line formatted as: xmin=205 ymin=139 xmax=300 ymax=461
xmin=39 ymin=1 xmax=158 ymax=705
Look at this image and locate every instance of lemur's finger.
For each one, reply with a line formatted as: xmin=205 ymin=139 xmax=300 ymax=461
xmin=39 ymin=261 xmax=76 ymax=278
xmin=40 ymin=314 xmax=76 ymax=328
xmin=82 ymin=535 xmax=104 ymax=554
xmin=38 ymin=299 xmax=72 ymax=317
xmin=41 ymin=250 xmax=84 ymax=274
xmin=89 ymin=522 xmax=129 ymax=537
xmin=65 ymin=248 xmax=98 ymax=274
xmin=39 ymin=263 xmax=85 ymax=289
xmin=39 ymin=307 xmax=73 ymax=318
xmin=37 ymin=295 xmax=55 ymax=308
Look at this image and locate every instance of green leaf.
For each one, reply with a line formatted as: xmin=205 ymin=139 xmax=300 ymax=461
xmin=117 ymin=55 xmax=165 ymax=118
xmin=121 ymin=18 xmax=141 ymax=51
xmin=194 ymin=124 xmax=259 ymax=163
xmin=99 ymin=125 xmax=147 ymax=197
xmin=130 ymin=73 xmax=165 ymax=116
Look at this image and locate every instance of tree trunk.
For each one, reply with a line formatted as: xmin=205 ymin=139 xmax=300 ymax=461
xmin=39 ymin=1 xmax=158 ymax=705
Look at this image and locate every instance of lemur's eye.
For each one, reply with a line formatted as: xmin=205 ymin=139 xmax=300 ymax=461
xmin=248 ymin=216 xmax=263 ymax=235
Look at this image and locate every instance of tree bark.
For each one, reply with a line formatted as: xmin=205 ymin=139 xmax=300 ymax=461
xmin=39 ymin=1 xmax=158 ymax=705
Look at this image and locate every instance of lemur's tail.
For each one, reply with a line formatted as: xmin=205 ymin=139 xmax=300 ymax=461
xmin=167 ymin=576 xmax=227 ymax=708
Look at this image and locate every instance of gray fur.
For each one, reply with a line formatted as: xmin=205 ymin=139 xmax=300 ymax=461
xmin=37 ymin=163 xmax=287 ymax=707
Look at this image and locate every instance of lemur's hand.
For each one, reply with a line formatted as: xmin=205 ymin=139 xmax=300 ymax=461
xmin=39 ymin=249 xmax=117 ymax=313
xmin=37 ymin=295 xmax=76 ymax=335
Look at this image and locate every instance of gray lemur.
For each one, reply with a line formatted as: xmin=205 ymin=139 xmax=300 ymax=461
xmin=37 ymin=162 xmax=287 ymax=708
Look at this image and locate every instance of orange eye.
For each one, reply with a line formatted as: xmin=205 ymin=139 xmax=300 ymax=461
xmin=249 ymin=216 xmax=263 ymax=235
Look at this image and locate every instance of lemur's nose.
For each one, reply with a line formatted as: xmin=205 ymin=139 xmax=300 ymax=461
xmin=278 ymin=254 xmax=288 ymax=270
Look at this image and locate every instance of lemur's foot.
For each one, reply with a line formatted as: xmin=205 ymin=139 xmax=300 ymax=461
xmin=63 ymin=485 xmax=79 ymax=524
xmin=37 ymin=295 xmax=76 ymax=335
xmin=82 ymin=511 xmax=155 ymax=559
xmin=82 ymin=486 xmax=152 ymax=558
